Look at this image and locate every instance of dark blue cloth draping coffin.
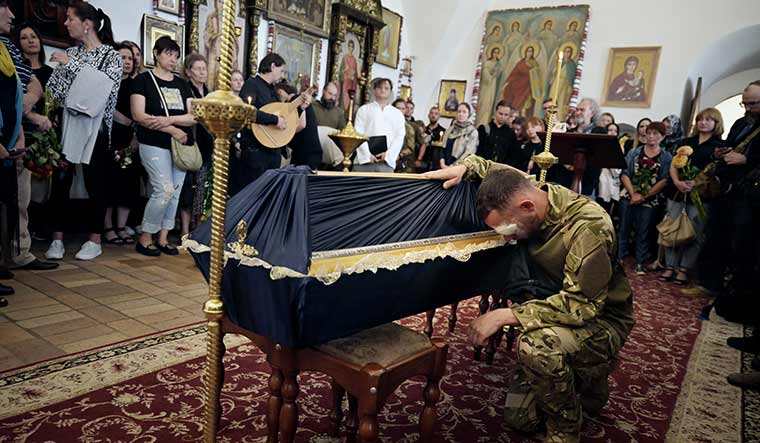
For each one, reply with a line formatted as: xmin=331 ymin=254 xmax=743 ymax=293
xmin=188 ymin=167 xmax=516 ymax=347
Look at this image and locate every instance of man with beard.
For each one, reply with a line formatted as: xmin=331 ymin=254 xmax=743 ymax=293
xmin=312 ymin=81 xmax=346 ymax=130
xmin=701 ymin=82 xmax=760 ymax=386
xmin=423 ymin=106 xmax=446 ymax=170
xmin=557 ymin=97 xmax=601 ymax=196
xmin=423 ymin=156 xmax=634 ymax=443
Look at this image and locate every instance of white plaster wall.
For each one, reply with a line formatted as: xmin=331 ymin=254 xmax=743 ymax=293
xmin=403 ymin=0 xmax=760 ymax=125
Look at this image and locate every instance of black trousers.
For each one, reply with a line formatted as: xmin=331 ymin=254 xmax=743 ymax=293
xmin=49 ymin=130 xmax=110 ymax=234
xmin=699 ymin=192 xmax=760 ymax=295
xmin=229 ymin=145 xmax=281 ymax=196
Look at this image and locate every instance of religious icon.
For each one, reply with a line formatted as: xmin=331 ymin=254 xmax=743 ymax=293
xmin=377 ymin=7 xmax=402 ymax=68
xmin=502 ymin=42 xmax=544 ymax=117
xmin=602 ymin=46 xmax=661 ymax=108
xmin=474 ymin=5 xmax=589 ymax=125
xmin=267 ymin=0 xmax=331 ymax=37
xmin=339 ymin=33 xmax=362 ymax=109
xmin=199 ymin=0 xmax=246 ymax=89
xmin=273 ymin=23 xmax=320 ymax=90
xmin=157 ymin=0 xmax=180 ymax=15
xmin=438 ymin=79 xmax=467 ymax=118
xmin=141 ymin=14 xmax=185 ymax=70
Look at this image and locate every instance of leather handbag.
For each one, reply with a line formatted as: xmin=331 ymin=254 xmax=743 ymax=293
xmin=148 ymin=72 xmax=202 ymax=172
xmin=657 ymin=198 xmax=696 ymax=247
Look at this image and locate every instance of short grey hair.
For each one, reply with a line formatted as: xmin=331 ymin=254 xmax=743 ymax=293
xmin=579 ymin=97 xmax=601 ymax=124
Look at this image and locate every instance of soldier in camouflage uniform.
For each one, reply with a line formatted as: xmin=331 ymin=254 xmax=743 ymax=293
xmin=425 ymin=155 xmax=635 ymax=443
xmin=394 ymin=98 xmax=418 ymax=173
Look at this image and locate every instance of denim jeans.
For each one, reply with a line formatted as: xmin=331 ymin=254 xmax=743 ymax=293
xmin=139 ymin=144 xmax=186 ymax=234
xmin=617 ymin=199 xmax=657 ymax=265
xmin=663 ymin=199 xmax=709 ymax=271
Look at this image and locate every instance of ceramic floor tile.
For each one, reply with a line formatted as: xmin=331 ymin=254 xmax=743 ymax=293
xmin=108 ymin=319 xmax=158 ymax=337
xmin=80 ymin=306 xmax=127 ymax=323
xmin=16 ymin=311 xmax=85 ymax=329
xmin=0 ymin=323 xmax=36 ymax=344
xmin=30 ymin=316 xmax=100 ymax=338
xmin=59 ymin=332 xmax=128 ymax=354
xmin=45 ymin=324 xmax=119 ymax=346
xmin=4 ymin=303 xmax=72 ymax=321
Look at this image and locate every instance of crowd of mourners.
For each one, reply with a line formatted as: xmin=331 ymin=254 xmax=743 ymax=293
xmin=0 ymin=0 xmax=758 ymax=388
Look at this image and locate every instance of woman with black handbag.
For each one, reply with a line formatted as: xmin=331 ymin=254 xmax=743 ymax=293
xmin=45 ymin=1 xmax=122 ymax=261
xmin=130 ymin=36 xmax=196 ymax=257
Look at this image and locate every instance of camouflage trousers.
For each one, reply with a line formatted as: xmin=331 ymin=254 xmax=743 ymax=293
xmin=503 ymin=323 xmax=625 ymax=443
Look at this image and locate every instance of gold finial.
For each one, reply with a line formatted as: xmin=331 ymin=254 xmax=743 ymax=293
xmin=227 ymin=220 xmax=259 ymax=258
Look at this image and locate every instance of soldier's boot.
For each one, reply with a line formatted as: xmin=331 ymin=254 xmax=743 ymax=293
xmin=727 ymin=371 xmax=760 ymax=390
xmin=504 ymin=390 xmax=544 ymax=434
xmin=545 ymin=422 xmax=580 ymax=443
xmin=579 ymin=376 xmax=609 ymax=416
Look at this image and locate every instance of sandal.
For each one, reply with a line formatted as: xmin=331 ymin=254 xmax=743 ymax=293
xmin=674 ymin=270 xmax=689 ymax=286
xmin=659 ymin=269 xmax=675 ymax=282
xmin=103 ymin=228 xmax=124 ymax=245
xmin=116 ymin=227 xmax=135 ymax=244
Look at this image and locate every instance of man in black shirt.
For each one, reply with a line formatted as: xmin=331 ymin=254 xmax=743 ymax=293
xmin=274 ymin=82 xmax=321 ymax=170
xmin=476 ymin=100 xmax=518 ymax=166
xmin=424 ymin=106 xmax=446 ymax=170
xmin=231 ymin=53 xmax=288 ymax=195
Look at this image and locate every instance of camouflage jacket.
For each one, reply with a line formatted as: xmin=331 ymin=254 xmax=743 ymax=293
xmin=462 ymin=155 xmax=636 ymax=339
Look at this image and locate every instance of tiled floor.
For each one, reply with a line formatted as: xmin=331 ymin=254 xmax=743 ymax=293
xmin=0 ymin=239 xmax=208 ymax=371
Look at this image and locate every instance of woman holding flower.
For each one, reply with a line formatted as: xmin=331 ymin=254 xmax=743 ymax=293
xmin=660 ymin=108 xmax=724 ymax=285
xmin=102 ymin=42 xmax=140 ymax=245
xmin=618 ymin=121 xmax=673 ymax=274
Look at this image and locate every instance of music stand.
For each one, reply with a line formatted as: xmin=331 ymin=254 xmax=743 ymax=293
xmin=537 ymin=132 xmax=625 ymax=193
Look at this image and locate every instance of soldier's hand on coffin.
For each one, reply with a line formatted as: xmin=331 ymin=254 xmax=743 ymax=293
xmin=467 ymin=308 xmax=519 ymax=347
xmin=422 ymin=164 xmax=467 ymax=189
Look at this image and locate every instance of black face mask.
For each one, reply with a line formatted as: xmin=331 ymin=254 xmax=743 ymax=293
xmin=320 ymin=98 xmax=336 ymax=109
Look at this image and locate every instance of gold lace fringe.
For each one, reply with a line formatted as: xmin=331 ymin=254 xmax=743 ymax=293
xmin=181 ymin=232 xmax=506 ymax=285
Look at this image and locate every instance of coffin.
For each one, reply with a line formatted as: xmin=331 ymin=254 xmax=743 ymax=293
xmin=185 ymin=167 xmax=517 ymax=348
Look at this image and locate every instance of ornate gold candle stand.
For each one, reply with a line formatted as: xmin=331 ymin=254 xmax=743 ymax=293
xmin=329 ymin=98 xmax=368 ymax=172
xmin=190 ymin=0 xmax=256 ymax=441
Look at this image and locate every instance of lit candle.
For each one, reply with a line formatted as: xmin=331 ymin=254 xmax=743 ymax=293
xmin=551 ymin=51 xmax=564 ymax=105
xmin=247 ymin=96 xmax=252 ymax=106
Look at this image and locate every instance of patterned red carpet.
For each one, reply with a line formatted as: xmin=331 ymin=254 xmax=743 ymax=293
xmin=0 ymin=272 xmax=732 ymax=442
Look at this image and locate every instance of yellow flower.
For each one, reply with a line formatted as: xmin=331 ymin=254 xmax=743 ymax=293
xmin=672 ymin=154 xmax=689 ymax=169
xmin=676 ymin=145 xmax=693 ymax=156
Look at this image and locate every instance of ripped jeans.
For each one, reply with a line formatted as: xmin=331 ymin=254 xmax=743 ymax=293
xmin=139 ymin=144 xmax=186 ymax=234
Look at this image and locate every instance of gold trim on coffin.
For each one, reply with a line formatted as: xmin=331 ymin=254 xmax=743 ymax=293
xmin=182 ymin=231 xmax=506 ymax=285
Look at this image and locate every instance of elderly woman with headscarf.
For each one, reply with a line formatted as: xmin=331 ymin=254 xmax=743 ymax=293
xmin=440 ymin=102 xmax=479 ymax=168
xmin=662 ymin=114 xmax=684 ymax=154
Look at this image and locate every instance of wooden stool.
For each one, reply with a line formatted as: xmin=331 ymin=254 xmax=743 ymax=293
xmin=315 ymin=323 xmax=449 ymax=443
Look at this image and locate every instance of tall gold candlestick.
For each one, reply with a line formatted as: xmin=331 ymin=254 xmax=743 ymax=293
xmin=534 ymin=51 xmax=564 ymax=186
xmin=192 ymin=0 xmax=256 ymax=441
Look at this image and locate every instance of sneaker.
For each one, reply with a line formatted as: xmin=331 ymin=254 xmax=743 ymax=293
xmin=635 ymin=264 xmax=646 ymax=275
xmin=75 ymin=241 xmax=102 ymax=260
xmin=45 ymin=240 xmax=65 ymax=260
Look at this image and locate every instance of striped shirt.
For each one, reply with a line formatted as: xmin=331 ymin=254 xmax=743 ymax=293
xmin=0 ymin=35 xmax=33 ymax=92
